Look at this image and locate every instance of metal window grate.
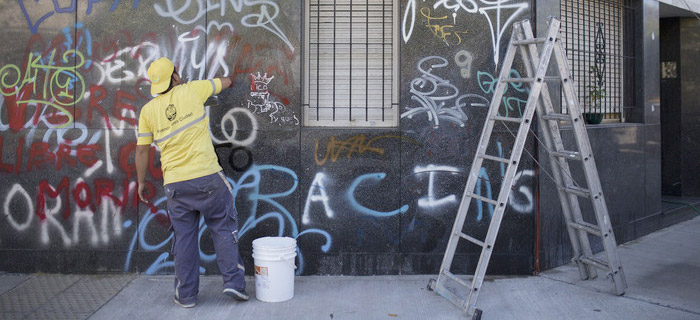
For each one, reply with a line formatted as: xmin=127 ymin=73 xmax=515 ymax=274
xmin=560 ymin=0 xmax=635 ymax=121
xmin=304 ymin=0 xmax=398 ymax=127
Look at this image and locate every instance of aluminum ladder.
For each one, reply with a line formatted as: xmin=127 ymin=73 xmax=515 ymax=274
xmin=427 ymin=17 xmax=627 ymax=319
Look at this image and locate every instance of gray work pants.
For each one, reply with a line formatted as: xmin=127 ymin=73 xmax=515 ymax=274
xmin=165 ymin=171 xmax=246 ymax=305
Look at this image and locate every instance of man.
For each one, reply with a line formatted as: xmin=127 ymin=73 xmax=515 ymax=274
xmin=135 ymin=57 xmax=248 ymax=308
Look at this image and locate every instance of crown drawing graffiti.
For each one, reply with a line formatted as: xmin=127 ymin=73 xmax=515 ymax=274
xmin=250 ymin=72 xmax=274 ymax=86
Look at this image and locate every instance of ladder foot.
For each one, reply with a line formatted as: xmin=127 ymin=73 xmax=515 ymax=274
xmin=427 ymin=278 xmax=436 ymax=291
xmin=471 ymin=308 xmax=483 ymax=320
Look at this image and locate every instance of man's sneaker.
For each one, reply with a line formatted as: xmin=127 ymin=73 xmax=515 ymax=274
xmin=223 ymin=288 xmax=250 ymax=301
xmin=173 ymin=296 xmax=195 ymax=308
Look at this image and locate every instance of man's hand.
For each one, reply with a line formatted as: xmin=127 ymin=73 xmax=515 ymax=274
xmin=219 ymin=77 xmax=232 ymax=89
xmin=138 ymin=182 xmax=149 ymax=204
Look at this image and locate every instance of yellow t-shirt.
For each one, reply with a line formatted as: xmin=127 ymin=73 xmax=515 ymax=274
xmin=137 ymin=79 xmax=223 ymax=185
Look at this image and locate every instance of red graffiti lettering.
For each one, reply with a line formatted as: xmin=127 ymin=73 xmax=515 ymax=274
xmin=28 ymin=142 xmax=56 ymax=171
xmin=36 ymin=177 xmax=70 ymax=221
xmin=72 ymin=181 xmax=94 ymax=211
xmin=25 ymin=142 xmax=101 ymax=172
xmin=95 ymin=178 xmax=120 ymax=207
xmin=119 ymin=142 xmax=162 ymax=180
xmin=2 ymin=87 xmax=33 ymax=132
xmin=119 ymin=142 xmax=136 ymax=179
xmin=56 ymin=143 xmax=75 ymax=170
xmin=76 ymin=144 xmax=100 ymax=167
xmin=88 ymin=85 xmax=111 ymax=128
xmin=115 ymin=90 xmax=137 ymax=125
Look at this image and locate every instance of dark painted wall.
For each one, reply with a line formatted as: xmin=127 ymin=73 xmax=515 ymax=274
xmin=660 ymin=18 xmax=682 ymax=196
xmin=659 ymin=17 xmax=700 ymax=198
xmin=0 ymin=1 xmax=537 ymax=275
xmin=538 ymin=124 xmax=664 ymax=269
xmin=679 ymin=18 xmax=700 ymax=197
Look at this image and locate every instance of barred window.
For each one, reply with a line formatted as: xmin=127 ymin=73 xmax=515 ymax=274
xmin=560 ymin=0 xmax=636 ymax=122
xmin=304 ymin=0 xmax=399 ymax=127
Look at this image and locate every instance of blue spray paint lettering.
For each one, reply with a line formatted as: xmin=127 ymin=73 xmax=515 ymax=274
xmin=475 ymin=167 xmax=493 ymax=221
xmin=124 ymin=165 xmax=332 ymax=276
xmin=18 ymin=0 xmax=139 ymax=34
xmin=347 ymin=172 xmax=409 ymax=217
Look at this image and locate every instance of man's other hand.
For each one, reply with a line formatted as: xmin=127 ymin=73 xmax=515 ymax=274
xmin=138 ymin=183 xmax=149 ymax=204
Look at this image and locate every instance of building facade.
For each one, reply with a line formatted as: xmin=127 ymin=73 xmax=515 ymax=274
xmin=0 ymin=0 xmax=697 ymax=276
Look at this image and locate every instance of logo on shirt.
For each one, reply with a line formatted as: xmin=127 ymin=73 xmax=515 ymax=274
xmin=165 ymin=104 xmax=177 ymax=121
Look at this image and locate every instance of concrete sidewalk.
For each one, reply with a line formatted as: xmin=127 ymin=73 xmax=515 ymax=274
xmin=1 ymin=216 xmax=698 ymax=320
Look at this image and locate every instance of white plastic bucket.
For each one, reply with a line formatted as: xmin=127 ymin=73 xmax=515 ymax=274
xmin=252 ymin=237 xmax=297 ymax=302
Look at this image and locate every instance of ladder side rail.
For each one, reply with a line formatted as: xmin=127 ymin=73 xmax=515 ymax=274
xmin=464 ymin=20 xmax=563 ymax=315
xmin=552 ymin=42 xmax=627 ymax=294
xmin=434 ymin=22 xmax=524 ymax=296
xmin=553 ymin=41 xmax=620 ymax=253
xmin=433 ymin=154 xmax=486 ymax=293
xmin=519 ymin=20 xmax=597 ymax=280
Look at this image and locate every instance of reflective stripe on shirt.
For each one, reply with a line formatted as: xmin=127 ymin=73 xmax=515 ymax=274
xmin=154 ymin=113 xmax=207 ymax=145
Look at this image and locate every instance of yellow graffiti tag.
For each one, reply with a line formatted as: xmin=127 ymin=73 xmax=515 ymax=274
xmin=420 ymin=7 xmax=468 ymax=46
xmin=0 ymin=49 xmax=86 ymax=128
xmin=314 ymin=134 xmax=419 ymax=166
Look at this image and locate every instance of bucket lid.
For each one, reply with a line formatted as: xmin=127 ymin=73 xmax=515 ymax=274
xmin=252 ymin=251 xmax=297 ymax=260
xmin=252 ymin=236 xmax=296 ymax=250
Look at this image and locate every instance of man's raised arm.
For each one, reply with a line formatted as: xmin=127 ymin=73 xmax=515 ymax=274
xmin=217 ymin=77 xmax=232 ymax=91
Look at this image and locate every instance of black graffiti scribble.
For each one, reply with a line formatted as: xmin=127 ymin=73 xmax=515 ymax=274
xmin=214 ymin=143 xmax=253 ymax=172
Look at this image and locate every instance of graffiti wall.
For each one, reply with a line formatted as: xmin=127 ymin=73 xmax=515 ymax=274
xmin=398 ymin=0 xmax=535 ymax=274
xmin=0 ymin=0 xmax=534 ymax=276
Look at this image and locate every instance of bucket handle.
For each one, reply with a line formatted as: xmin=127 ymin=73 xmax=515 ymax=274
xmin=279 ymin=254 xmax=297 ymax=270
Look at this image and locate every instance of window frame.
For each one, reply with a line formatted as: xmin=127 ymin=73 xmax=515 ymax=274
xmin=303 ymin=0 xmax=400 ymax=127
xmin=559 ymin=0 xmax=635 ymax=123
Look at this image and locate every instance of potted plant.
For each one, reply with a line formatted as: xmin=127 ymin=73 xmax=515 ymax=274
xmin=584 ymin=65 xmax=605 ymax=124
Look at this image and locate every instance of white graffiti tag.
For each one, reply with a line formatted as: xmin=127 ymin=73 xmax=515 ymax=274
xmin=414 ymin=165 xmax=460 ymax=208
xmin=302 ymin=173 xmax=334 ymax=224
xmin=247 ymin=72 xmax=299 ymax=126
xmin=509 ymin=169 xmax=534 ymax=213
xmin=401 ymin=56 xmax=489 ymax=128
xmin=455 ymin=50 xmax=473 ymax=78
xmin=154 ymin=0 xmax=294 ymax=51
xmin=209 ymin=107 xmax=259 ymax=146
xmin=403 ymin=0 xmax=528 ymax=65
xmin=478 ymin=0 xmax=528 ymax=65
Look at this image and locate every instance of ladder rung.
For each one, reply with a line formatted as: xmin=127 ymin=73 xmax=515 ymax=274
xmin=563 ymin=185 xmax=591 ymax=198
xmin=579 ymin=256 xmax=610 ymax=272
xmin=512 ymin=38 xmax=547 ymax=45
xmin=568 ymin=221 xmax=602 ymax=236
xmin=492 ymin=115 xmax=522 ymax=123
xmin=457 ymin=232 xmax=485 ymax=247
xmin=443 ymin=270 xmax=471 ymax=288
xmin=466 ymin=192 xmax=498 ymax=206
xmin=501 ymin=76 xmax=560 ymax=83
xmin=541 ymin=113 xmax=572 ymax=122
xmin=479 ymin=154 xmax=510 ymax=164
xmin=551 ymin=150 xmax=582 ymax=161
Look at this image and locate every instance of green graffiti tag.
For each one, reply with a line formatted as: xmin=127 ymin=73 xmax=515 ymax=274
xmin=477 ymin=69 xmax=529 ymax=118
xmin=0 ymin=49 xmax=86 ymax=128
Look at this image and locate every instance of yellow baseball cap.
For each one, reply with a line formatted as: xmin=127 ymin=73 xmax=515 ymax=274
xmin=147 ymin=57 xmax=175 ymax=95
